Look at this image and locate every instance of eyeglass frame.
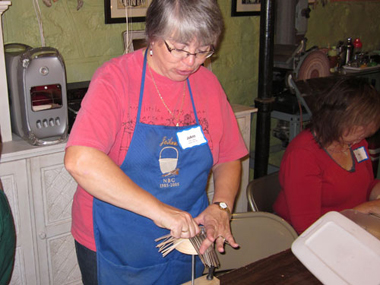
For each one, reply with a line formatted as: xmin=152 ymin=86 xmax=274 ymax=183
xmin=163 ymin=40 xmax=214 ymax=59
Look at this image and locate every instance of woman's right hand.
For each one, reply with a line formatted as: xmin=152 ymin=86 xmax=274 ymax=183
xmin=153 ymin=203 xmax=200 ymax=238
xmin=65 ymin=146 xmax=201 ymax=239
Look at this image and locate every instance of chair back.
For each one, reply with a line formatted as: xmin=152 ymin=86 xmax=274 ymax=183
xmin=216 ymin=212 xmax=298 ymax=272
xmin=246 ymin=171 xmax=281 ymax=212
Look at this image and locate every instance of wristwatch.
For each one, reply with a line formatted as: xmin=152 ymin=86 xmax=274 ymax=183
xmin=213 ymin=202 xmax=231 ymax=217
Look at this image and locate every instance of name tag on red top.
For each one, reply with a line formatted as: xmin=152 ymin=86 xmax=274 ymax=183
xmin=353 ymin=146 xmax=369 ymax=163
xmin=177 ymin=126 xmax=207 ymax=149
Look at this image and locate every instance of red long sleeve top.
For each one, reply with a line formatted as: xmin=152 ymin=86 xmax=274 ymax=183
xmin=273 ymin=130 xmax=378 ymax=234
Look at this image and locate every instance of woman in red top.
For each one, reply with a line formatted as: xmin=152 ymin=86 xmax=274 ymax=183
xmin=273 ymin=77 xmax=380 ymax=234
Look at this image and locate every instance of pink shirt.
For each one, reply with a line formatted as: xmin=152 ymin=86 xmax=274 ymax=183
xmin=66 ymin=50 xmax=248 ymax=251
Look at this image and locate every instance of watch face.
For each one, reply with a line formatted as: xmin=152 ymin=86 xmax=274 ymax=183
xmin=220 ymin=202 xmax=227 ymax=209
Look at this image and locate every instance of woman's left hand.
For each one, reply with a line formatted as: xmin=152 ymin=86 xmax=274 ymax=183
xmin=353 ymin=199 xmax=380 ymax=216
xmin=193 ymin=160 xmax=241 ymax=254
xmin=194 ymin=204 xmax=239 ymax=255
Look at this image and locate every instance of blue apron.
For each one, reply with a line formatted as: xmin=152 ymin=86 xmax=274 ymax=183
xmin=93 ymin=50 xmax=213 ymax=285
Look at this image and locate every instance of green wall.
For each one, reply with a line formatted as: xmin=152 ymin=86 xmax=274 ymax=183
xmin=3 ymin=1 xmax=380 ymax=171
xmin=2 ymin=0 xmax=260 ymax=106
xmin=4 ymin=1 xmax=380 ymax=106
xmin=307 ymin=2 xmax=380 ymax=51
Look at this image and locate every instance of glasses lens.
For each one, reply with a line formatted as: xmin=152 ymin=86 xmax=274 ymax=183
xmin=197 ymin=51 xmax=214 ymax=59
xmin=167 ymin=42 xmax=214 ymax=60
xmin=171 ymin=50 xmax=187 ymax=59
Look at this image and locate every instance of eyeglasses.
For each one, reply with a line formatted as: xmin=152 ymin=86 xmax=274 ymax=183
xmin=164 ymin=40 xmax=214 ymax=60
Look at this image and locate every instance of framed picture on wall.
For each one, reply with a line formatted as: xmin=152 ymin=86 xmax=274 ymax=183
xmin=231 ymin=0 xmax=261 ymax=17
xmin=105 ymin=0 xmax=152 ymax=24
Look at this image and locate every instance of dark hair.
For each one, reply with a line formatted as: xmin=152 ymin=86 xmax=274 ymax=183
xmin=310 ymin=76 xmax=380 ymax=147
xmin=145 ymin=0 xmax=224 ymax=47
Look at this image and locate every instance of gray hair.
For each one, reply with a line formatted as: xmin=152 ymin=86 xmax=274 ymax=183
xmin=145 ymin=0 xmax=224 ymax=47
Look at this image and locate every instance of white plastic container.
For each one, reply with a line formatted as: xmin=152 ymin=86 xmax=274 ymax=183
xmin=291 ymin=211 xmax=380 ymax=285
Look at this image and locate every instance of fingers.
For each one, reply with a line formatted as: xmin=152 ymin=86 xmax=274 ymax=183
xmin=216 ymin=235 xmax=226 ymax=244
xmin=170 ymin=223 xmax=199 ymax=238
xmin=176 ymin=220 xmax=200 ymax=238
xmin=163 ymin=210 xmax=200 ymax=239
xmin=197 ymin=232 xmax=238 ymax=255
xmin=195 ymin=206 xmax=239 ymax=254
xmin=196 ymin=223 xmax=239 ymax=254
xmin=199 ymin=237 xmax=214 ymax=254
xmin=215 ymin=234 xmax=239 ymax=253
xmin=215 ymin=235 xmax=227 ymax=253
xmin=156 ymin=203 xmax=239 ymax=255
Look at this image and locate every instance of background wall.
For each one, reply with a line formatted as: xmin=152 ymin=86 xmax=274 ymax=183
xmin=3 ymin=1 xmax=380 ymax=105
xmin=2 ymin=0 xmax=260 ymax=106
xmin=307 ymin=1 xmax=380 ymax=51
xmin=2 ymin=0 xmax=380 ymax=169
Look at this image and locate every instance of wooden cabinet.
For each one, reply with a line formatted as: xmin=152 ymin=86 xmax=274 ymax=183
xmin=0 ymin=104 xmax=256 ymax=284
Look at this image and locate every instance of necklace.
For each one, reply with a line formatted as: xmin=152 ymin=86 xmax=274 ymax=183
xmin=148 ymin=66 xmax=186 ymax=127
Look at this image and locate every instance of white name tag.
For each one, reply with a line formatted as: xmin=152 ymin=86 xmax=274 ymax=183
xmin=353 ymin=146 xmax=369 ymax=163
xmin=176 ymin=126 xmax=207 ymax=150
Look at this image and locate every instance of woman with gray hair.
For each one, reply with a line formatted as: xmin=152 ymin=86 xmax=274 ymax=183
xmin=64 ymin=0 xmax=246 ymax=284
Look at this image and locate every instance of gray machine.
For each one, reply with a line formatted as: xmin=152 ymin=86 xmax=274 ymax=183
xmin=5 ymin=44 xmax=68 ymax=146
xmin=271 ymin=0 xmax=330 ymax=147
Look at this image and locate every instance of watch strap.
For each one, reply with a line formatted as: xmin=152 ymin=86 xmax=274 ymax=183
xmin=213 ymin=202 xmax=231 ymax=217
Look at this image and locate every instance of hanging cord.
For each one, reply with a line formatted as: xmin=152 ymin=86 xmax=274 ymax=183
xmin=32 ymin=0 xmax=46 ymax=47
xmin=123 ymin=0 xmax=132 ymax=54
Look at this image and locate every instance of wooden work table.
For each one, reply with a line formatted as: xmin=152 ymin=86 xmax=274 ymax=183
xmin=218 ymin=249 xmax=321 ymax=285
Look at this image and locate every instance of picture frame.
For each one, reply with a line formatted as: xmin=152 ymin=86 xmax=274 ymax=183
xmin=231 ymin=0 xmax=261 ymax=17
xmin=105 ymin=0 xmax=152 ymax=24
